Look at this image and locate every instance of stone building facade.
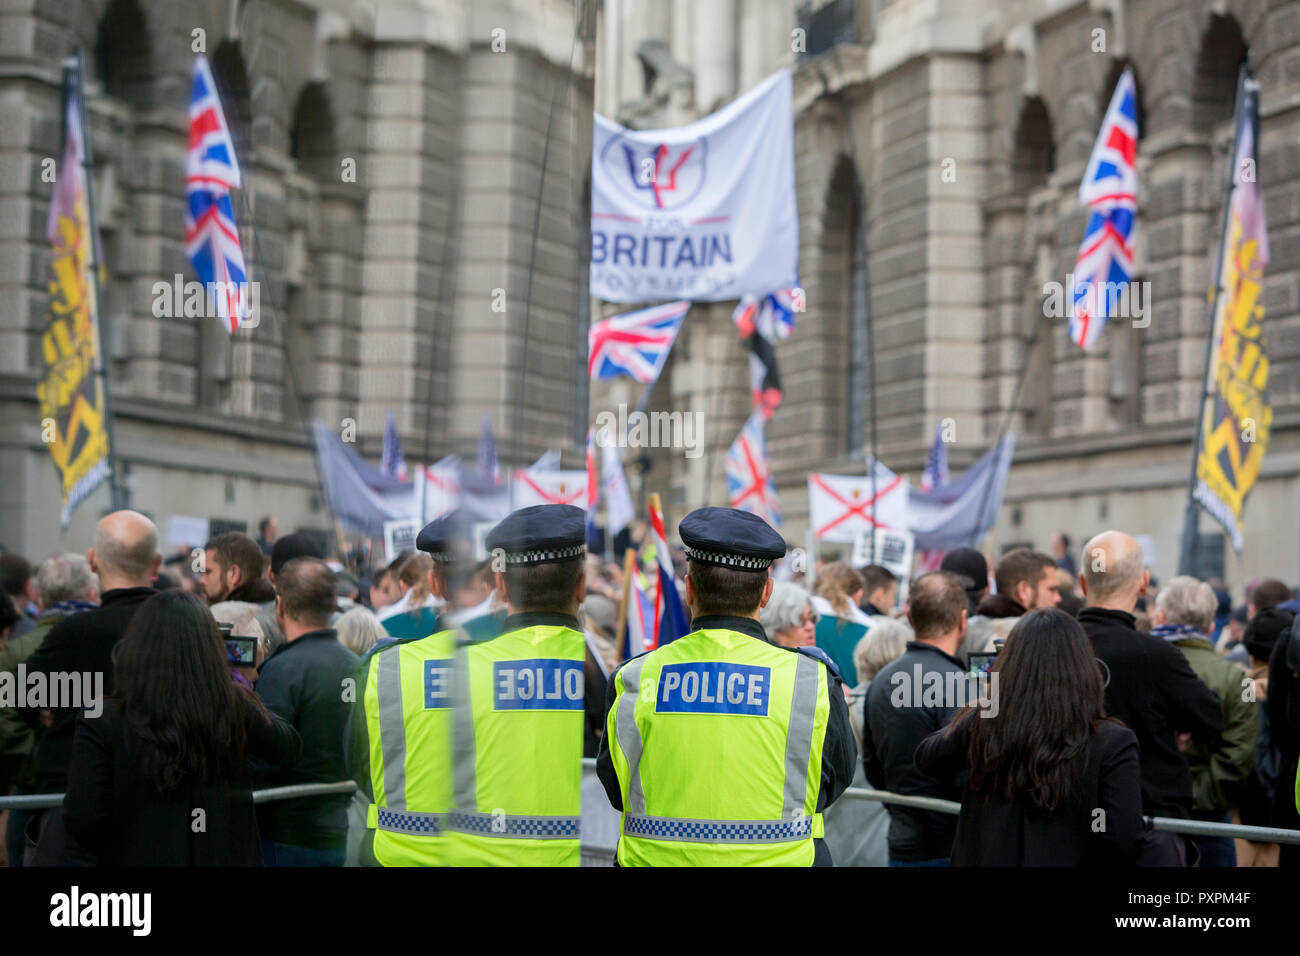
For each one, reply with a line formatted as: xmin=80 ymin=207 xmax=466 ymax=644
xmin=596 ymin=0 xmax=1300 ymax=588
xmin=0 ymin=0 xmax=594 ymax=557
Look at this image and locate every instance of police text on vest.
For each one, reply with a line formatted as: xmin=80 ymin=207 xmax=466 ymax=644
xmin=424 ymin=659 xmax=452 ymax=709
xmin=494 ymin=659 xmax=583 ymax=710
xmin=655 ymin=662 xmax=770 ymax=716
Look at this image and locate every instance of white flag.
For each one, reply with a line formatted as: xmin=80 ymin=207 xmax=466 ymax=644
xmin=512 ymin=469 xmax=589 ymax=509
xmin=808 ymin=463 xmax=910 ymax=544
xmin=602 ymin=443 xmax=636 ymax=535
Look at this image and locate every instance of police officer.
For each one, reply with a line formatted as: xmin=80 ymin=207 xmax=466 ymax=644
xmin=439 ymin=503 xmax=596 ymax=866
xmin=596 ymin=506 xmax=856 ymax=866
xmin=348 ymin=513 xmax=472 ymax=866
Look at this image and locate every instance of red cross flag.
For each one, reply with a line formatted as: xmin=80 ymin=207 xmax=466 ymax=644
xmin=807 ymin=463 xmax=909 ymax=544
xmin=512 ymin=469 xmax=590 ymax=509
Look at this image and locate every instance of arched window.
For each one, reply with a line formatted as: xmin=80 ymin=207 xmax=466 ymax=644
xmin=821 ymin=157 xmax=868 ymax=457
xmin=211 ymin=41 xmax=253 ymax=156
xmin=1009 ymin=97 xmax=1055 ymax=437
xmin=94 ymin=0 xmax=152 ymax=110
xmin=290 ymin=83 xmax=337 ymax=181
xmin=1191 ymin=15 xmax=1247 ymax=134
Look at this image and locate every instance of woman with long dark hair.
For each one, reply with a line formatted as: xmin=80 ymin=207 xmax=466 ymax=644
xmin=63 ymin=591 xmax=300 ymax=865
xmin=915 ymin=608 xmax=1145 ymax=865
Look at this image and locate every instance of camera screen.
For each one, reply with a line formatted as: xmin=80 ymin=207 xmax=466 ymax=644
xmin=968 ymin=652 xmax=997 ymax=677
xmin=226 ymin=636 xmax=257 ymax=666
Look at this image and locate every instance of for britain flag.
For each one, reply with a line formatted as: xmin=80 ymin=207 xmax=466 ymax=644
xmin=186 ymin=55 xmax=249 ymax=333
xmin=726 ymin=410 xmax=782 ymax=527
xmin=588 ymin=300 xmax=689 ymax=384
xmin=1070 ymin=67 xmax=1138 ymax=351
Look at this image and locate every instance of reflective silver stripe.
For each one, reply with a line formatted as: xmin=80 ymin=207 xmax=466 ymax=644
xmin=615 ymin=657 xmax=647 ymax=814
xmin=376 ymin=649 xmax=406 ymax=810
xmin=623 ymin=813 xmax=813 ymax=844
xmin=782 ymin=653 xmax=820 ymax=819
xmin=375 ymin=807 xmax=444 ymax=836
xmin=445 ymin=811 xmax=581 ymax=840
xmin=451 ymin=646 xmax=478 ymax=809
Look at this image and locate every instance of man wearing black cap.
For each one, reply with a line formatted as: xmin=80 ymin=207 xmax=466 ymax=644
xmin=597 ymin=506 xmax=856 ymax=866
xmin=438 ymin=503 xmax=594 ymax=866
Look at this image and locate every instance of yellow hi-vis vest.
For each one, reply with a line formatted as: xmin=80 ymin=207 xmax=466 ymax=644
xmin=606 ymin=627 xmax=831 ymax=866
xmin=364 ymin=630 xmax=458 ymax=866
xmin=438 ymin=622 xmax=585 ymax=867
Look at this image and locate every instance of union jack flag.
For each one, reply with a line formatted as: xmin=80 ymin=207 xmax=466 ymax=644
xmin=186 ymin=55 xmax=249 ymax=333
xmin=380 ymin=411 xmax=408 ymax=480
xmin=732 ymin=284 xmax=800 ymax=342
xmin=588 ymin=301 xmax=689 ymax=383
xmin=1070 ymin=67 xmax=1138 ymax=351
xmin=726 ymin=411 xmax=782 ymax=527
xmin=732 ymin=284 xmax=800 ymax=418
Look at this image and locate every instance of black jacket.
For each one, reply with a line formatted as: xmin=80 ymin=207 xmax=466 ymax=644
xmin=1078 ymin=606 xmax=1223 ymax=818
xmin=253 ymin=628 xmax=360 ymax=850
xmin=862 ymin=640 xmax=969 ymax=862
xmin=20 ymin=586 xmax=155 ymax=792
xmin=915 ymin=717 xmax=1145 ymax=866
xmin=62 ymin=694 xmax=300 ymax=865
xmin=595 ymin=615 xmax=856 ymax=866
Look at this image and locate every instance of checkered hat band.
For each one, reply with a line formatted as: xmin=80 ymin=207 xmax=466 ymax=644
xmin=503 ymin=544 xmax=585 ymax=565
xmin=683 ymin=547 xmax=773 ymax=570
xmin=623 ymin=813 xmax=812 ymax=844
xmin=425 ymin=551 xmax=453 ymax=563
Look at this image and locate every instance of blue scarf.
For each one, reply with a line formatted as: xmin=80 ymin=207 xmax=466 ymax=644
xmin=1149 ymin=622 xmax=1207 ymax=644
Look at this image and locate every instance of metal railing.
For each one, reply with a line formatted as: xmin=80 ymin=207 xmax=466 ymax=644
xmin=5 ymin=765 xmax=1299 ymax=847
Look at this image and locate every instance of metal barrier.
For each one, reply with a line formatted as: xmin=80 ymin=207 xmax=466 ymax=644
xmin=5 ymin=765 xmax=1299 ymax=848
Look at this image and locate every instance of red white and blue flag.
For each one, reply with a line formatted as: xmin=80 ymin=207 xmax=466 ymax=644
xmin=732 ymin=284 xmax=800 ymax=418
xmin=1070 ymin=67 xmax=1138 ymax=351
xmin=588 ymin=300 xmax=689 ymax=383
xmin=732 ymin=284 xmax=800 ymax=343
xmin=381 ymin=411 xmax=408 ymax=480
xmin=625 ymin=497 xmax=690 ymax=658
xmin=186 ymin=55 xmax=249 ymax=333
xmin=726 ymin=411 xmax=782 ymax=527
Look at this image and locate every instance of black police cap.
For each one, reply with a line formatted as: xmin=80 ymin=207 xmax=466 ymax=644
xmin=679 ymin=506 xmax=786 ymax=571
xmin=485 ymin=504 xmax=586 ymax=566
xmin=416 ymin=514 xmax=454 ymax=563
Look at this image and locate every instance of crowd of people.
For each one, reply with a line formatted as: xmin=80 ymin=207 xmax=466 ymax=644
xmin=0 ymin=510 xmax=1298 ymax=867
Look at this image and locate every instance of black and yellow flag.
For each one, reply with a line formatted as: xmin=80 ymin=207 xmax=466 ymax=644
xmin=37 ymin=67 xmax=111 ymax=527
xmin=1192 ymin=74 xmax=1270 ymax=553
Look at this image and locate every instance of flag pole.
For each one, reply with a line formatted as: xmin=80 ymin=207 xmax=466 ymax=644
xmin=1177 ymin=61 xmax=1250 ymax=577
xmin=615 ymin=547 xmax=636 ymax=658
xmin=69 ymin=51 xmax=125 ymax=512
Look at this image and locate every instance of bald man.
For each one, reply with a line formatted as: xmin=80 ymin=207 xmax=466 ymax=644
xmin=1076 ymin=530 xmax=1222 ymax=865
xmin=23 ymin=510 xmax=161 ymax=865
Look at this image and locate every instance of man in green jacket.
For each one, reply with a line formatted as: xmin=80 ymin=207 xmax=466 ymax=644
xmin=1152 ymin=575 xmax=1257 ymax=867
